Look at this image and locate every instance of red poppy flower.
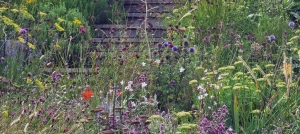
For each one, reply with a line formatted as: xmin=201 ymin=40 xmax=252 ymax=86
xmin=82 ymin=87 xmax=94 ymax=100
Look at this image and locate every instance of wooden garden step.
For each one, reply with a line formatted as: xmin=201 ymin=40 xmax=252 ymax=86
xmin=124 ymin=3 xmax=175 ymax=13
xmin=126 ymin=12 xmax=170 ymax=18
xmin=94 ymin=24 xmax=166 ymax=38
xmin=93 ymin=37 xmax=163 ymax=43
xmin=42 ymin=68 xmax=99 ymax=74
xmin=123 ymin=0 xmax=182 ymax=4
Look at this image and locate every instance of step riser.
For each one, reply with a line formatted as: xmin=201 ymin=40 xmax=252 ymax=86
xmin=95 ymin=29 xmax=166 ymax=38
xmin=124 ymin=4 xmax=175 ymax=13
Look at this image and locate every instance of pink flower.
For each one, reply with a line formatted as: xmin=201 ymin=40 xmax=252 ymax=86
xmin=80 ymin=26 xmax=86 ymax=33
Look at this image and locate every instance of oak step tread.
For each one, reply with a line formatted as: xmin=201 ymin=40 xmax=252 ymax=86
xmin=42 ymin=68 xmax=99 ymax=73
xmin=93 ymin=24 xmax=166 ymax=29
xmin=93 ymin=37 xmax=164 ymax=43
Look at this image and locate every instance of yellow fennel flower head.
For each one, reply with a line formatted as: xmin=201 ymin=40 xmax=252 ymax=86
xmin=286 ymin=42 xmax=293 ymax=45
xmin=35 ymin=79 xmax=45 ymax=90
xmin=289 ymin=36 xmax=299 ymax=41
xmin=53 ymin=43 xmax=61 ymax=50
xmin=225 ymin=66 xmax=235 ymax=71
xmin=57 ymin=17 xmax=65 ymax=22
xmin=282 ymin=63 xmax=292 ymax=76
xmin=26 ymin=77 xmax=33 ymax=84
xmin=2 ymin=110 xmax=8 ymax=118
xmin=176 ymin=111 xmax=191 ymax=118
xmin=25 ymin=0 xmax=36 ymax=4
xmin=296 ymin=29 xmax=300 ymax=34
xmin=195 ymin=67 xmax=204 ymax=72
xmin=38 ymin=11 xmax=47 ymax=16
xmin=73 ymin=17 xmax=82 ymax=25
xmin=265 ymin=64 xmax=275 ymax=69
xmin=149 ymin=115 xmax=163 ymax=120
xmin=189 ymin=79 xmax=198 ymax=85
xmin=55 ymin=23 xmax=65 ymax=31
xmin=234 ymin=61 xmax=243 ymax=66
xmin=298 ymin=50 xmax=300 ymax=59
xmin=11 ymin=9 xmax=19 ymax=13
xmin=12 ymin=24 xmax=22 ymax=32
xmin=1 ymin=16 xmax=15 ymax=25
xmin=20 ymin=9 xmax=34 ymax=20
xmin=28 ymin=42 xmax=35 ymax=49
xmin=18 ymin=36 xmax=25 ymax=43
xmin=0 ymin=7 xmax=8 ymax=12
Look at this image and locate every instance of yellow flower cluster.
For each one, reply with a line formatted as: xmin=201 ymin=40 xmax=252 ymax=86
xmin=73 ymin=17 xmax=82 ymax=25
xmin=0 ymin=7 xmax=8 ymax=12
xmin=28 ymin=42 xmax=35 ymax=49
xmin=38 ymin=11 xmax=47 ymax=16
xmin=55 ymin=23 xmax=65 ymax=31
xmin=57 ymin=17 xmax=65 ymax=22
xmin=11 ymin=9 xmax=19 ymax=13
xmin=282 ymin=63 xmax=292 ymax=77
xmin=18 ymin=36 xmax=25 ymax=43
xmin=35 ymin=79 xmax=45 ymax=90
xmin=25 ymin=0 xmax=36 ymax=4
xmin=20 ymin=9 xmax=35 ymax=20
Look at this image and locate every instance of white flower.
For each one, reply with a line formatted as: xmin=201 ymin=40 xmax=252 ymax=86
xmin=208 ymin=106 xmax=211 ymax=109
xmin=204 ymin=93 xmax=208 ymax=97
xmin=141 ymin=82 xmax=147 ymax=88
xmin=204 ymin=69 xmax=208 ymax=73
xmin=125 ymin=85 xmax=133 ymax=92
xmin=198 ymin=95 xmax=204 ymax=100
xmin=128 ymin=81 xmax=133 ymax=85
xmin=154 ymin=59 xmax=160 ymax=64
xmin=218 ymin=75 xmax=222 ymax=80
xmin=180 ymin=67 xmax=185 ymax=73
xmin=142 ymin=62 xmax=146 ymax=66
xmin=120 ymin=80 xmax=124 ymax=85
xmin=214 ymin=101 xmax=217 ymax=105
xmin=210 ymin=95 xmax=215 ymax=99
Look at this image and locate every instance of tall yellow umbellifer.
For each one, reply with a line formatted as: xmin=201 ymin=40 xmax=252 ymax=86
xmin=282 ymin=52 xmax=292 ymax=96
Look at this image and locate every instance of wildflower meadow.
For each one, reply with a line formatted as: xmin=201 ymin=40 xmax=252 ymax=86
xmin=0 ymin=0 xmax=300 ymax=133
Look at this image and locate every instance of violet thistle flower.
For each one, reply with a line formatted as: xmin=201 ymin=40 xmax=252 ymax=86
xmin=189 ymin=47 xmax=195 ymax=53
xmin=19 ymin=29 xmax=27 ymax=34
xmin=163 ymin=42 xmax=168 ymax=47
xmin=268 ymin=35 xmax=275 ymax=41
xmin=183 ymin=41 xmax=189 ymax=46
xmin=288 ymin=21 xmax=295 ymax=28
xmin=168 ymin=42 xmax=174 ymax=48
xmin=39 ymin=97 xmax=45 ymax=102
xmin=172 ymin=46 xmax=178 ymax=51
xmin=42 ymin=119 xmax=47 ymax=123
xmin=49 ymin=110 xmax=54 ymax=115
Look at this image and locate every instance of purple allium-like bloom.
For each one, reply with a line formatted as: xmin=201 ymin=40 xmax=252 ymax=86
xmin=183 ymin=41 xmax=189 ymax=46
xmin=268 ymin=35 xmax=275 ymax=41
xmin=189 ymin=47 xmax=195 ymax=53
xmin=168 ymin=42 xmax=174 ymax=48
xmin=172 ymin=46 xmax=178 ymax=51
xmin=163 ymin=42 xmax=168 ymax=47
xmin=19 ymin=29 xmax=27 ymax=34
xmin=49 ymin=110 xmax=53 ymax=115
xmin=39 ymin=97 xmax=45 ymax=102
xmin=42 ymin=119 xmax=47 ymax=123
xmin=288 ymin=21 xmax=295 ymax=28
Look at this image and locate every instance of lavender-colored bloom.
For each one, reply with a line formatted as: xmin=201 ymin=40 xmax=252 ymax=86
xmin=163 ymin=42 xmax=168 ymax=47
xmin=189 ymin=47 xmax=195 ymax=53
xmin=268 ymin=35 xmax=275 ymax=41
xmin=49 ymin=110 xmax=54 ymax=115
xmin=39 ymin=97 xmax=45 ymax=102
xmin=172 ymin=46 xmax=178 ymax=51
xmin=0 ymin=57 xmax=4 ymax=63
xmin=288 ymin=21 xmax=295 ymax=28
xmin=19 ymin=29 xmax=27 ymax=34
xmin=168 ymin=42 xmax=174 ymax=48
xmin=42 ymin=119 xmax=47 ymax=123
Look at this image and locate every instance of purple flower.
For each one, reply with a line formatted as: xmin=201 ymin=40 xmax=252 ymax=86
xmin=42 ymin=119 xmax=47 ymax=123
xmin=172 ymin=46 xmax=178 ymax=51
xmin=268 ymin=35 xmax=275 ymax=41
xmin=163 ymin=42 xmax=168 ymax=47
xmin=288 ymin=21 xmax=295 ymax=28
xmin=39 ymin=97 xmax=45 ymax=102
xmin=19 ymin=29 xmax=27 ymax=34
xmin=49 ymin=110 xmax=54 ymax=115
xmin=189 ymin=47 xmax=195 ymax=53
xmin=168 ymin=42 xmax=174 ymax=48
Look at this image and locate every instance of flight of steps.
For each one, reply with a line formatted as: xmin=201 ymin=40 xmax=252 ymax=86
xmin=91 ymin=0 xmax=178 ymax=51
xmin=45 ymin=0 xmax=182 ymax=73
